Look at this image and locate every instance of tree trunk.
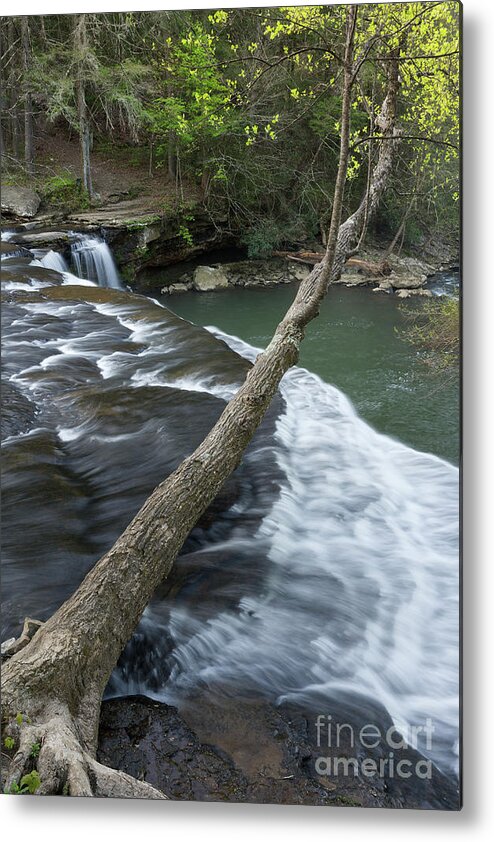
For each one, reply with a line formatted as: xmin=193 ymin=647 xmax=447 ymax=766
xmin=384 ymin=170 xmax=424 ymax=258
xmin=2 ymin=8 xmax=360 ymax=799
xmin=74 ymin=15 xmax=93 ymax=198
xmin=21 ymin=16 xmax=34 ymax=175
xmin=329 ymin=44 xmax=402 ymax=282
xmin=168 ymin=133 xmax=177 ymax=181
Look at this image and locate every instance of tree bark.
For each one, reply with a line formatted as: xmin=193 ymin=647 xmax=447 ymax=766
xmin=74 ymin=15 xmax=93 ymax=198
xmin=21 ymin=16 xmax=34 ymax=175
xmin=2 ymin=8 xmax=360 ymax=799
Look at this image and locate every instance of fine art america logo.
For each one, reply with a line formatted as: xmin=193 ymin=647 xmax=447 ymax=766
xmin=314 ymin=714 xmax=435 ymax=780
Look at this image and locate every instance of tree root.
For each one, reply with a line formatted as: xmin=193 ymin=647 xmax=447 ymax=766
xmin=3 ymin=711 xmax=168 ymax=799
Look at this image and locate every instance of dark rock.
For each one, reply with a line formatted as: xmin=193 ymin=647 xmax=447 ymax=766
xmin=98 ymin=695 xmax=460 ymax=809
xmin=1 ymin=240 xmax=32 ymax=260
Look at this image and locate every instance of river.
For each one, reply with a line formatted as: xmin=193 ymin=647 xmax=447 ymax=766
xmin=162 ymin=278 xmax=459 ymax=465
xmin=1 ymin=232 xmax=460 ymax=805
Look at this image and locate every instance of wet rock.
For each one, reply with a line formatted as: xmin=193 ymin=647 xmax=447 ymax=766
xmin=395 ymin=288 xmax=433 ymax=298
xmin=341 ymin=273 xmax=372 ymax=287
xmin=98 ymin=696 xmax=251 ymax=802
xmin=190 ymin=258 xmax=306 ymax=291
xmin=13 ymin=230 xmax=72 ymax=250
xmin=162 ymin=283 xmax=191 ymax=294
xmin=1 ymin=380 xmax=37 ymax=438
xmin=390 ymin=272 xmax=427 ymax=290
xmin=1 ymin=186 xmax=41 ymax=219
xmin=1 ymin=240 xmax=32 ymax=260
xmin=398 ymin=288 xmax=433 ymax=298
xmin=98 ymin=695 xmax=459 ymax=809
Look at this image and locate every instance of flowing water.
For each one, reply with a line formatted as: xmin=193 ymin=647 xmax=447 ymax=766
xmin=70 ymin=235 xmax=123 ymax=288
xmin=1 ymin=233 xmax=459 ymax=791
xmin=164 ymin=275 xmax=460 ymax=464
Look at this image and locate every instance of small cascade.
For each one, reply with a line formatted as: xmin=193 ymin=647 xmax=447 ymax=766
xmin=38 ymin=250 xmax=70 ymax=273
xmin=70 ymin=235 xmax=123 ymax=289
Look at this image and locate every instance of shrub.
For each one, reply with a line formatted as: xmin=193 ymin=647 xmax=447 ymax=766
xmin=42 ymin=172 xmax=90 ymax=211
xmin=242 ymin=220 xmax=284 ymax=258
xmin=399 ymin=294 xmax=460 ymax=371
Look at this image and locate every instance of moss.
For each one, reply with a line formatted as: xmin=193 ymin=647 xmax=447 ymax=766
xmin=123 ymin=215 xmax=162 ymax=230
xmin=41 ymin=172 xmax=90 ymax=212
xmin=332 ymin=794 xmax=362 ymax=807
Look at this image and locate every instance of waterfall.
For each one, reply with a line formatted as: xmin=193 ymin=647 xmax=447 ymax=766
xmin=70 ymin=235 xmax=123 ymax=289
xmin=39 ymin=250 xmax=69 ymax=273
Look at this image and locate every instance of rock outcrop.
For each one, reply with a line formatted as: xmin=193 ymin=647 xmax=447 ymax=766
xmin=162 ymin=258 xmax=311 ymax=294
xmin=1 ymin=186 xmax=41 ymax=219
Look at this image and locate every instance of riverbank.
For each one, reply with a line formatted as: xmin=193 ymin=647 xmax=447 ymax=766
xmin=1 ymin=182 xmax=459 ymax=295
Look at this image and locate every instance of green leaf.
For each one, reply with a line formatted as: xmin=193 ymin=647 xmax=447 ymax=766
xmin=19 ymin=771 xmax=41 ymax=794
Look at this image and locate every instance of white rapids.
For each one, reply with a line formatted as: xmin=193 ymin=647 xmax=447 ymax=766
xmin=142 ymin=328 xmax=459 ymax=776
xmin=1 ymin=240 xmax=459 ymax=777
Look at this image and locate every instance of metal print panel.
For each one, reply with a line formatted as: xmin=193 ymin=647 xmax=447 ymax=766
xmin=1 ymin=2 xmax=461 ymax=809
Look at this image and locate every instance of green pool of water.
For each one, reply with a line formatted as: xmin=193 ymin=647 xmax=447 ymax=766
xmin=162 ymin=282 xmax=459 ymax=465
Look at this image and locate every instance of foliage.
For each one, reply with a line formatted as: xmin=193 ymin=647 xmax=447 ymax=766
xmin=1 ymin=5 xmax=459 ymax=248
xmin=42 ymin=172 xmax=90 ymax=212
xmin=242 ymin=220 xmax=286 ymax=258
xmin=2 ymin=712 xmax=42 ymax=794
xmin=399 ymin=294 xmax=459 ymax=370
xmin=5 ymin=770 xmax=41 ymax=795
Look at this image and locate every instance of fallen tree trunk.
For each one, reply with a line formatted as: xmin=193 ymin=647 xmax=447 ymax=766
xmin=275 ymin=251 xmax=392 ymax=276
xmin=345 ymin=256 xmax=392 ymax=276
xmin=1 ymin=8 xmax=359 ymax=800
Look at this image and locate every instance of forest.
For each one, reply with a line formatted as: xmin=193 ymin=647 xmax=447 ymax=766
xmin=1 ymin=4 xmax=459 ymax=254
xmin=1 ymin=4 xmax=460 ymax=808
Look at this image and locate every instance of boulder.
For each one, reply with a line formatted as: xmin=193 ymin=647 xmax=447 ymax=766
xmin=193 ymin=265 xmax=229 ymax=291
xmin=1 ymin=185 xmax=41 ymax=219
xmin=389 ymin=254 xmax=436 ymax=277
xmin=390 ymin=272 xmax=427 ymax=290
xmin=287 ymin=260 xmax=310 ymax=282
